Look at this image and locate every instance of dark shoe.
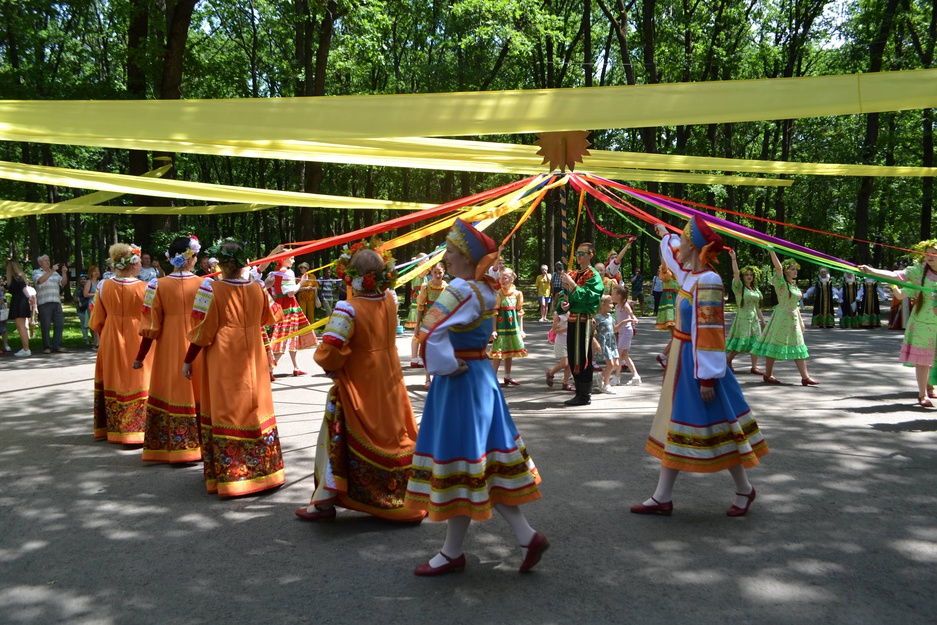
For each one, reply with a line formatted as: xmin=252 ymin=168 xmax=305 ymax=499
xmin=561 ymin=382 xmax=575 ymax=392
xmin=413 ymin=551 xmax=466 ymax=576
xmin=545 ymin=371 xmax=554 ymax=387
xmin=294 ymin=506 xmax=337 ymax=522
xmin=763 ymin=375 xmax=781 ymax=385
xmin=801 ymin=378 xmax=819 ymax=386
xmin=630 ymin=497 xmax=673 ymax=516
xmin=519 ymin=532 xmax=550 ymax=573
xmin=563 ymin=394 xmax=591 ymax=406
xmin=750 ymin=367 xmax=763 ymax=376
xmin=727 ymin=488 xmax=756 ymax=517
xmin=42 ymin=348 xmax=52 ymax=354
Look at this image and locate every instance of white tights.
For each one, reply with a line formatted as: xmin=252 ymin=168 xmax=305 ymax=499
xmin=427 ymin=504 xmax=536 ymax=567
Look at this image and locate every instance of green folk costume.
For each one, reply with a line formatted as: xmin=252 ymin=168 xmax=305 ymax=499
xmin=654 ymin=278 xmax=679 ymax=331
xmin=557 ymin=266 xmax=604 ymax=401
xmin=725 ymin=278 xmax=763 ymax=353
xmin=751 ymin=274 xmax=809 ymax=360
xmin=490 ymin=287 xmax=527 ymax=359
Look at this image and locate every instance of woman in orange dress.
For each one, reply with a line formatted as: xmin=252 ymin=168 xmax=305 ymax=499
xmin=295 ymin=243 xmax=425 ymax=523
xmin=89 ymin=243 xmax=153 ymax=443
xmin=133 ymin=235 xmax=204 ymax=463
xmin=183 ymin=240 xmax=286 ymax=497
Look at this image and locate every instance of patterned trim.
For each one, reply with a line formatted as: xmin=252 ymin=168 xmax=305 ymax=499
xmin=322 ymin=300 xmax=355 ymax=347
xmin=695 ymin=282 xmax=726 ymax=353
xmin=192 ymin=278 xmax=214 ymax=320
xmin=141 ymin=278 xmax=159 ymax=314
xmin=416 ymin=284 xmax=471 ymax=343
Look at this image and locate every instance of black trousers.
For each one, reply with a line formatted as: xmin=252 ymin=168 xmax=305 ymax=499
xmin=567 ymin=315 xmax=594 ymax=396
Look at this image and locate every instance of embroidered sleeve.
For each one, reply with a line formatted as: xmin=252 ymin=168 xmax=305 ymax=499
xmin=659 ymin=234 xmax=690 ymax=287
xmin=142 ymin=278 xmax=159 ymax=314
xmin=420 ymin=280 xmax=481 ymax=376
xmin=140 ymin=278 xmax=163 ymax=340
xmin=321 ymin=300 xmax=355 ymax=348
xmin=692 ymin=272 xmax=726 ymax=382
xmin=262 ymin=286 xmax=283 ymax=325
xmin=192 ymin=278 xmax=214 ymax=320
xmin=89 ymin=281 xmax=107 ymax=333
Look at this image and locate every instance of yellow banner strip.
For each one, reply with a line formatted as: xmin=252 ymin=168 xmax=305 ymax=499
xmin=0 ymin=69 xmax=934 ymax=142
xmin=0 ymin=160 xmax=435 ymax=211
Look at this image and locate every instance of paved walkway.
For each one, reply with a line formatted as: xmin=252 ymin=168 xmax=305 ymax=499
xmin=0 ymin=319 xmax=935 ymax=624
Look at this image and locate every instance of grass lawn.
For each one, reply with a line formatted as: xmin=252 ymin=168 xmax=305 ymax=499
xmin=4 ymin=305 xmax=95 ymax=352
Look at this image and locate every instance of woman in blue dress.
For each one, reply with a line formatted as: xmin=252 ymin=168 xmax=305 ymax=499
xmin=405 ymin=219 xmax=548 ymax=576
xmin=631 ymin=218 xmax=769 ymax=517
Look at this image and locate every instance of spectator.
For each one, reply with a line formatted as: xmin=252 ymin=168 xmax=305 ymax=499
xmin=550 ymin=261 xmax=564 ymax=313
xmin=651 ymin=271 xmax=664 ymax=315
xmin=295 ymin=262 xmax=319 ymax=323
xmin=5 ymin=260 xmax=32 ymax=357
xmin=138 ymin=252 xmax=164 ymax=282
xmin=319 ymin=266 xmax=335 ymax=316
xmin=32 ymin=254 xmax=68 ymax=354
xmin=84 ymin=265 xmax=101 ymax=349
xmin=196 ymin=255 xmax=212 ymax=277
xmin=0 ymin=273 xmax=10 ymax=353
xmin=75 ymin=273 xmax=92 ymax=344
xmin=630 ymin=267 xmax=645 ymax=316
xmin=535 ymin=264 xmax=552 ymax=322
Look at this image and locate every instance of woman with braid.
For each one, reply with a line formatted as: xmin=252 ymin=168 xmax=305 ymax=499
xmin=860 ymin=241 xmax=937 ymax=407
xmin=725 ymin=248 xmax=766 ymax=375
xmin=751 ymin=252 xmax=818 ymax=386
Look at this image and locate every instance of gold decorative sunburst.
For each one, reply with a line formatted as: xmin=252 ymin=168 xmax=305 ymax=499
xmin=534 ymin=131 xmax=592 ymax=172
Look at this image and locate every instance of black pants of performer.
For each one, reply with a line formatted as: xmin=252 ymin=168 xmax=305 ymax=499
xmin=567 ymin=315 xmax=594 ymax=399
xmin=653 ymin=290 xmax=662 ymax=315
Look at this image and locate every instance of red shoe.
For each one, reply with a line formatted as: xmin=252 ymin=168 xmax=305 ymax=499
xmin=519 ymin=531 xmax=550 ymax=573
xmin=750 ymin=367 xmax=764 ymax=376
xmin=545 ymin=371 xmax=555 ymax=387
xmin=630 ymin=497 xmax=673 ymax=516
xmin=801 ymin=377 xmax=819 ymax=386
xmin=293 ymin=369 xmax=307 ymax=376
xmin=413 ymin=551 xmax=466 ymax=576
xmin=656 ymin=354 xmax=667 ymax=369
xmin=918 ymin=395 xmax=934 ymax=408
xmin=294 ymin=506 xmax=337 ymax=522
xmin=763 ymin=375 xmax=781 ymax=385
xmin=504 ymin=377 xmax=521 ymax=386
xmin=727 ymin=487 xmax=756 ymax=517
xmin=561 ymin=382 xmax=575 ymax=392
xmin=928 ymin=385 xmax=937 ymax=399
xmin=410 ymin=360 xmax=425 ymax=369
xmin=269 ymin=373 xmax=277 ymax=382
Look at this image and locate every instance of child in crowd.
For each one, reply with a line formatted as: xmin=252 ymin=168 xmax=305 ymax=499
xmin=545 ymin=301 xmax=573 ymax=391
xmin=592 ymin=295 xmax=620 ymax=393
xmin=613 ymin=285 xmax=641 ymax=385
xmin=406 ymin=253 xmax=429 ymax=367
xmin=535 ymin=264 xmax=552 ymax=322
xmin=491 ymin=267 xmax=527 ymax=386
xmin=416 ymin=262 xmax=448 ymax=388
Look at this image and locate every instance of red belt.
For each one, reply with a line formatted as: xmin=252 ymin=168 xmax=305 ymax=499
xmin=568 ymin=313 xmax=592 ymax=322
xmin=455 ymin=348 xmax=489 ymax=360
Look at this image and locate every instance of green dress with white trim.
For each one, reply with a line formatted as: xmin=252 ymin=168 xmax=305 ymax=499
xmin=751 ymin=274 xmax=809 ymax=360
xmin=725 ymin=278 xmax=763 ymax=353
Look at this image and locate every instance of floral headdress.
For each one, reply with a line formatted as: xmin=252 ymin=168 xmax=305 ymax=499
xmin=740 ymin=265 xmax=762 ymax=288
xmin=781 ymin=258 xmax=800 ymax=272
xmin=113 ymin=244 xmax=142 ymax=270
xmin=911 ymin=239 xmax=937 ymax=258
xmin=166 ymin=235 xmax=201 ymax=269
xmin=335 ymin=238 xmax=396 ymax=293
xmin=207 ymin=238 xmax=250 ymax=269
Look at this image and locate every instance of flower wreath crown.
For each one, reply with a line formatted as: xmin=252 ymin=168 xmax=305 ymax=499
xmin=113 ymin=244 xmax=142 ymax=270
xmin=206 ymin=238 xmax=250 ymax=269
xmin=335 ymin=238 xmax=396 ymax=292
xmin=166 ymin=235 xmax=201 ymax=269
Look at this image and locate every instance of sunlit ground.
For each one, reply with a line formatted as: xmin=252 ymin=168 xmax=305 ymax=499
xmin=0 ymin=313 xmax=934 ymax=624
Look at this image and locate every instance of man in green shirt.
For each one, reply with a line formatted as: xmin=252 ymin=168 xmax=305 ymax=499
xmin=559 ymin=242 xmax=605 ymax=406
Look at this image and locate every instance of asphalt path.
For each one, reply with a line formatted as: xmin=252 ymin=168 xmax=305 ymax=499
xmin=1 ymin=316 xmax=935 ymax=624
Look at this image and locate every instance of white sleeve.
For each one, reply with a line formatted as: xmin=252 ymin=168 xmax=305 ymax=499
xmin=803 ymin=285 xmax=816 ymax=299
xmin=424 ymin=281 xmax=484 ymax=376
xmin=606 ymin=257 xmax=621 ymax=279
xmin=659 ymin=234 xmax=689 ymax=286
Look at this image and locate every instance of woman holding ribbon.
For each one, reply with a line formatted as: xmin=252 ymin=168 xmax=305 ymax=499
xmin=631 ymin=219 xmax=768 ymax=518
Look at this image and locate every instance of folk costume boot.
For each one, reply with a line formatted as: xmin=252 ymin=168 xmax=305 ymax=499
xmin=564 ymin=374 xmax=591 ymax=406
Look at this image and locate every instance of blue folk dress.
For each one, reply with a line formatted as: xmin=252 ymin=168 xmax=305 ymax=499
xmin=405 ymin=278 xmax=542 ymax=521
xmin=646 ymin=235 xmax=769 ymax=473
